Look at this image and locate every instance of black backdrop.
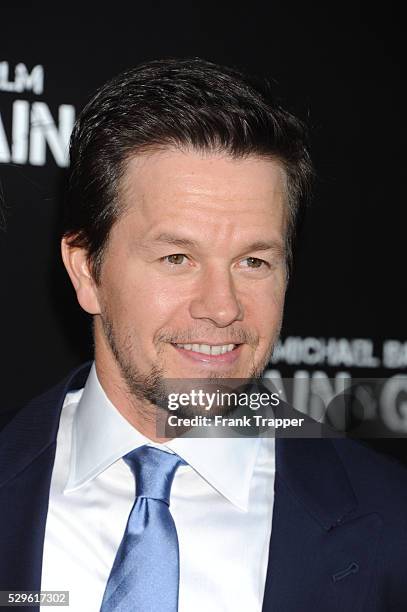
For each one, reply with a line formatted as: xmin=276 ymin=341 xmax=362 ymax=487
xmin=1 ymin=3 xmax=406 ymax=454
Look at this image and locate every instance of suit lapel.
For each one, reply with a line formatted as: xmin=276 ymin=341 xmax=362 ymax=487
xmin=262 ymin=437 xmax=383 ymax=612
xmin=0 ymin=363 xmax=92 ymax=593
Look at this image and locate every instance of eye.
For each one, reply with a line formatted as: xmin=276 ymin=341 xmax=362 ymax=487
xmin=163 ymin=254 xmax=187 ymax=265
xmin=241 ymin=257 xmax=269 ymax=269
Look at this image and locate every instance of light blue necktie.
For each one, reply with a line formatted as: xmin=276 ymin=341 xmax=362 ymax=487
xmin=100 ymin=445 xmax=186 ymax=612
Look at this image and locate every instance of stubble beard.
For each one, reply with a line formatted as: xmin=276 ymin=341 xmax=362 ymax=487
xmin=100 ymin=312 xmax=279 ymax=420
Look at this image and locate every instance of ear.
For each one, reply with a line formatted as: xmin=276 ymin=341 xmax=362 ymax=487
xmin=61 ymin=237 xmax=101 ymax=315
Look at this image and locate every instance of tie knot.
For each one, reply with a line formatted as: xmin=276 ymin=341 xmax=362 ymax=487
xmin=124 ymin=445 xmax=186 ymax=505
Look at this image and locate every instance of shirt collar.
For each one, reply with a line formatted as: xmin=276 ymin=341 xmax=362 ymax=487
xmin=65 ymin=363 xmax=261 ymax=511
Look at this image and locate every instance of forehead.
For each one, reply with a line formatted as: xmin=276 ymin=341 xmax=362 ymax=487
xmin=117 ymin=148 xmax=287 ymax=241
xmin=121 ymin=149 xmax=286 ymax=210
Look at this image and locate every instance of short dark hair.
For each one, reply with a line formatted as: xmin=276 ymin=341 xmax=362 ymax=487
xmin=63 ymin=57 xmax=313 ymax=281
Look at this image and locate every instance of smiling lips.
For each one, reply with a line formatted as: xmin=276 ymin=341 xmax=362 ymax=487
xmin=172 ymin=342 xmax=242 ymax=364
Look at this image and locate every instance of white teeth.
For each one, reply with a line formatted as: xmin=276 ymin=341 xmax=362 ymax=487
xmin=175 ymin=343 xmax=236 ymax=355
xmin=199 ymin=344 xmax=211 ymax=355
xmin=211 ymin=345 xmax=223 ymax=355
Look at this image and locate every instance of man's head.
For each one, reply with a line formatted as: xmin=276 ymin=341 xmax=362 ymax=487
xmin=61 ymin=58 xmax=313 ymax=411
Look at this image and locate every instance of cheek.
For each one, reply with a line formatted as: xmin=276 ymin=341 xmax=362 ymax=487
xmin=108 ymin=273 xmax=187 ymax=332
xmin=248 ymin=269 xmax=286 ymax=303
xmin=266 ymin=271 xmax=287 ymax=311
xmin=242 ymin=280 xmax=286 ymax=336
xmin=152 ymin=283 xmax=187 ymax=314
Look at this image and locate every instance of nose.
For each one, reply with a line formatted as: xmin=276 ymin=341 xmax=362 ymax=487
xmin=189 ymin=266 xmax=244 ymax=327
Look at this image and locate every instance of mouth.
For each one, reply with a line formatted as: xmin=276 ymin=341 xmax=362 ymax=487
xmin=170 ymin=342 xmax=243 ymax=365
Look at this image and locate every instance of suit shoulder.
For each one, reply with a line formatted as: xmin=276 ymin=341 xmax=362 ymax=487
xmin=0 ymin=361 xmax=92 ymax=436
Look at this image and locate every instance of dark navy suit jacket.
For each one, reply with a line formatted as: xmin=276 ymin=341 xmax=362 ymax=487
xmin=1 ymin=362 xmax=407 ymax=612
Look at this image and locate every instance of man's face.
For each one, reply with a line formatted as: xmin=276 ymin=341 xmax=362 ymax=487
xmin=90 ymin=149 xmax=288 ymax=393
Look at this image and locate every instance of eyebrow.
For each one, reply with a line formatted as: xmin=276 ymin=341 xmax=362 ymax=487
xmin=152 ymin=232 xmax=286 ymax=256
xmin=153 ymin=233 xmax=199 ymax=249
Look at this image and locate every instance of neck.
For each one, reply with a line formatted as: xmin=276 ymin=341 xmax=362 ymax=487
xmin=94 ymin=341 xmax=172 ymax=444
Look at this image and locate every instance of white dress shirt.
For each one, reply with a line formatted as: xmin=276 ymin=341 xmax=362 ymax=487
xmin=40 ymin=363 xmax=275 ymax=611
